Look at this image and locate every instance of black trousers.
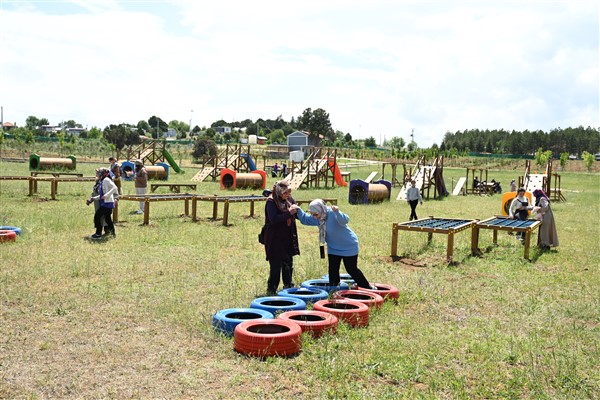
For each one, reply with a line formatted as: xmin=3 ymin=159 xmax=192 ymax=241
xmin=94 ymin=206 xmax=114 ymax=235
xmin=408 ymin=200 xmax=419 ymax=220
xmin=327 ymin=254 xmax=370 ymax=288
xmin=267 ymin=255 xmax=294 ymax=294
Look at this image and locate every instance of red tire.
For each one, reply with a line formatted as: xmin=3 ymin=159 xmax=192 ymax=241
xmin=277 ymin=310 xmax=338 ymax=338
xmin=234 ymin=319 xmax=302 ymax=357
xmin=313 ymin=299 xmax=369 ymax=327
xmin=0 ymin=230 xmax=17 ymax=243
xmin=333 ymin=289 xmax=384 ymax=310
xmin=358 ymin=283 xmax=399 ymax=302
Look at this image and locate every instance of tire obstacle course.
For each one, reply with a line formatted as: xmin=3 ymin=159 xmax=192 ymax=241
xmin=29 ymin=153 xmax=76 ymax=171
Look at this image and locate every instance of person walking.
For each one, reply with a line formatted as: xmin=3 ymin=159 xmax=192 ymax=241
xmin=509 ymin=188 xmax=533 ymax=242
xmin=87 ymin=168 xmax=117 ymax=239
xmin=532 ymin=189 xmax=559 ymax=251
xmin=108 ymin=157 xmax=122 ymax=195
xmin=262 ymin=181 xmax=299 ymax=295
xmin=134 ymin=159 xmax=147 ymax=214
xmin=405 ymin=180 xmax=423 ymax=221
xmin=292 ymin=199 xmax=375 ymax=290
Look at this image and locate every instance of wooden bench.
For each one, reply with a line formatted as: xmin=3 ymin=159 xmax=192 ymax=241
xmin=150 ymin=183 xmax=197 ymax=193
xmin=340 ymin=171 xmax=351 ymax=182
xmin=30 ymin=171 xmax=84 ymax=177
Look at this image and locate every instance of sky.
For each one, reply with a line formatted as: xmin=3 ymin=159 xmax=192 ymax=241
xmin=1 ymin=0 xmax=598 ymax=147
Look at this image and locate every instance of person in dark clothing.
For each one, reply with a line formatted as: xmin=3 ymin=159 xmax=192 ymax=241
xmin=262 ymin=181 xmax=299 ymax=295
xmin=509 ymin=187 xmax=533 ymax=241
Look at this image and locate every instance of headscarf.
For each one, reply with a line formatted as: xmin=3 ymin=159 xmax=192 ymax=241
xmin=98 ymin=167 xmax=111 ymax=180
xmin=271 ymin=181 xmax=291 ymax=212
xmin=308 ymin=199 xmax=328 ymax=244
xmin=533 ymin=189 xmax=549 ymax=206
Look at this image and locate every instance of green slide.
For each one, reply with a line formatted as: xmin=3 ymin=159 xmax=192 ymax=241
xmin=163 ymin=149 xmax=184 ymax=173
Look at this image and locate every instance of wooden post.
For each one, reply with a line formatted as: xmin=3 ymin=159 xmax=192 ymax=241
xmin=51 ymin=179 xmax=57 ymax=200
xmin=471 ymin=225 xmax=479 ymax=255
xmin=212 ymin=200 xmax=218 ymax=220
xmin=524 ymin=230 xmax=532 ymax=259
xmin=492 ymin=229 xmax=498 ymax=244
xmin=250 ymin=200 xmax=255 ymax=217
xmin=184 ymin=198 xmax=189 ymax=216
xmin=143 ymin=199 xmax=150 ymax=225
xmin=113 ymin=201 xmax=120 ymax=223
xmin=391 ymin=223 xmax=398 ymax=257
xmin=192 ymin=197 xmax=198 ymax=221
xmin=447 ymin=232 xmax=454 ymax=263
xmin=223 ymin=199 xmax=230 ymax=226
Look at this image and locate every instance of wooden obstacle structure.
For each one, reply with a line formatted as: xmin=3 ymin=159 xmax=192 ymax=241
xmin=0 ymin=175 xmax=95 ymax=199
xmin=465 ymin=168 xmax=489 ymax=195
xmin=150 ymin=183 xmax=197 ymax=193
xmin=219 ymin=168 xmax=267 ymax=190
xmin=381 ymin=161 xmax=409 ymax=187
xmin=122 ymin=161 xmax=170 ymax=181
xmin=29 ymin=153 xmax=76 ymax=171
xmin=192 ymin=144 xmax=260 ymax=183
xmin=391 ymin=216 xmax=476 ymax=263
xmin=287 ymin=148 xmax=348 ymax=190
xmin=472 ymin=216 xmax=541 ymax=260
xmin=117 ymin=139 xmax=183 ymax=174
xmin=396 ymin=156 xmax=448 ymax=201
xmin=519 ymin=160 xmax=565 ymax=202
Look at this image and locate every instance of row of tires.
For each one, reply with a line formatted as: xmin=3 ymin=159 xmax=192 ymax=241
xmin=0 ymin=226 xmax=22 ymax=243
xmin=213 ymin=275 xmax=399 ymax=358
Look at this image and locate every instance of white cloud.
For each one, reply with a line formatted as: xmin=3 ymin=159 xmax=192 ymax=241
xmin=1 ymin=0 xmax=597 ymax=146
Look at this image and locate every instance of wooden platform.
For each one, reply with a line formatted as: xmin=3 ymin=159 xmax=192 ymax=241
xmin=150 ymin=183 xmax=197 ymax=193
xmin=472 ymin=216 xmax=542 ymax=260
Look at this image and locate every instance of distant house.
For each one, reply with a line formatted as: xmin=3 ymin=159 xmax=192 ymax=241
xmin=257 ymin=136 xmax=267 ymax=145
xmin=41 ymin=125 xmax=61 ymax=134
xmin=215 ymin=126 xmax=232 ymax=135
xmin=1 ymin=122 xmax=16 ymax=131
xmin=165 ymin=128 xmax=177 ymax=139
xmin=287 ymin=131 xmax=309 ymax=152
xmin=65 ymin=127 xmax=86 ymax=136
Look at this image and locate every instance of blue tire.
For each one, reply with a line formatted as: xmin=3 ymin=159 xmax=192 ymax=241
xmin=301 ymin=279 xmax=350 ymax=294
xmin=212 ymin=308 xmax=274 ymax=336
xmin=0 ymin=226 xmax=22 ymax=236
xmin=278 ymin=287 xmax=329 ymax=304
xmin=250 ymin=296 xmax=306 ymax=315
xmin=322 ymin=273 xmax=355 ymax=285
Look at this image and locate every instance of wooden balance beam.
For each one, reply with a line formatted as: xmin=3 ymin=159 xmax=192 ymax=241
xmin=471 ymin=216 xmax=542 ymax=260
xmin=150 ymin=183 xmax=197 ymax=193
xmin=192 ymin=195 xmax=267 ymax=226
xmin=114 ymin=193 xmax=196 ymax=225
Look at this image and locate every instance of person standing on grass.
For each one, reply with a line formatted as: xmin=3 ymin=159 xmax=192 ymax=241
xmin=509 ymin=187 xmax=533 ymax=242
xmin=291 ymin=199 xmax=376 ymax=290
xmin=134 ymin=159 xmax=147 ymax=214
xmin=405 ymin=180 xmax=423 ymax=221
xmin=108 ymin=157 xmax=122 ymax=195
xmin=262 ymin=181 xmax=299 ymax=295
xmin=87 ymin=168 xmax=117 ymax=239
xmin=532 ymin=189 xmax=559 ymax=251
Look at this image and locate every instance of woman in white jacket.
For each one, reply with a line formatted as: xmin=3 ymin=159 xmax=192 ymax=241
xmin=87 ymin=168 xmax=118 ymax=239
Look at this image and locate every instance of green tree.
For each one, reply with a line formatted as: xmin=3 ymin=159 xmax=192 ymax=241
xmin=87 ymin=127 xmax=103 ymax=139
xmin=364 ymin=136 xmax=377 ymax=148
xmin=559 ymin=152 xmax=569 ymax=170
xmin=297 ymin=108 xmax=334 ymax=143
xmin=534 ymin=148 xmax=552 ymax=168
xmin=192 ymin=138 xmax=218 ymax=160
xmin=581 ymin=151 xmax=594 ymax=171
xmin=148 ymin=116 xmax=168 ymax=139
xmin=268 ymin=129 xmax=286 ymax=144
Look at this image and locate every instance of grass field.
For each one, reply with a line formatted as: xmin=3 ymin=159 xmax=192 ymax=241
xmin=1 ymin=158 xmax=598 ymax=399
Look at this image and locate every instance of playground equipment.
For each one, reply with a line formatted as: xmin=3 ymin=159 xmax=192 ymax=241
xmin=0 ymin=175 xmax=95 ymax=199
xmin=219 ymin=168 xmax=266 ymax=190
xmin=396 ymin=156 xmax=448 ymax=201
xmin=287 ymin=147 xmax=348 ymax=190
xmin=192 ymin=145 xmax=258 ymax=183
xmin=348 ymin=176 xmax=392 ymax=204
xmin=117 ymin=139 xmax=183 ymax=173
xmin=29 ymin=153 xmax=76 ymax=171
xmin=391 ymin=217 xmax=476 ymax=263
xmin=472 ymin=216 xmax=542 ymax=260
xmin=121 ymin=161 xmax=169 ymax=181
xmin=381 ymin=161 xmax=408 ymax=187
xmin=519 ymin=160 xmax=565 ymax=202
xmin=465 ymin=168 xmax=488 ymax=195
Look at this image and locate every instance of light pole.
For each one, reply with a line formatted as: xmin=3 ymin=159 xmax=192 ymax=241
xmin=189 ymin=110 xmax=194 ymax=136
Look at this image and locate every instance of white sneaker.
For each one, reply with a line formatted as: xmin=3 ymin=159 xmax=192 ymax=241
xmin=136 ymin=210 xmax=144 ymax=214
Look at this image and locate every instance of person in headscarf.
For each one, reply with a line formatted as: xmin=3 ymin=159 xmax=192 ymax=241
xmin=134 ymin=159 xmax=147 ymax=214
xmin=86 ymin=167 xmax=118 ymax=240
xmin=509 ymin=187 xmax=533 ymax=242
xmin=262 ymin=180 xmax=299 ymax=295
xmin=532 ymin=189 xmax=559 ymax=251
xmin=292 ymin=199 xmax=375 ymax=289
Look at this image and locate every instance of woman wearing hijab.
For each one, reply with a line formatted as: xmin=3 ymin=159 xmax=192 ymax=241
xmin=532 ymin=189 xmax=559 ymax=251
xmin=87 ymin=168 xmax=118 ymax=240
xmin=292 ymin=199 xmax=374 ymax=289
xmin=262 ymin=181 xmax=299 ymax=295
xmin=509 ymin=187 xmax=533 ymax=242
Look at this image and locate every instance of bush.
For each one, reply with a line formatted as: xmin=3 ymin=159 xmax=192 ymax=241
xmin=192 ymin=138 xmax=217 ymax=160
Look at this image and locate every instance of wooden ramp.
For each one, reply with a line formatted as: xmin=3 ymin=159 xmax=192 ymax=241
xmin=287 ymin=169 xmax=309 ymax=190
xmin=396 ymin=167 xmax=427 ymax=200
xmin=364 ymin=171 xmax=378 ymax=183
xmin=191 ymin=167 xmax=215 ymax=182
xmin=524 ymin=174 xmax=545 ymax=193
xmin=452 ymin=177 xmax=467 ymax=196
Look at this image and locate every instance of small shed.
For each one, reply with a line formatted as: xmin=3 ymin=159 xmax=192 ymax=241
xmin=257 ymin=136 xmax=267 ymax=145
xmin=287 ymin=131 xmax=309 ymax=152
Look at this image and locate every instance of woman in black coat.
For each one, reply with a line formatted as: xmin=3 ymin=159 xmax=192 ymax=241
xmin=263 ymin=181 xmax=299 ymax=295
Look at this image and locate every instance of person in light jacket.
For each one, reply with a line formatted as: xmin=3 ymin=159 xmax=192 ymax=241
xmin=87 ymin=168 xmax=117 ymax=239
xmin=509 ymin=187 xmax=533 ymax=241
xmin=405 ymin=180 xmax=423 ymax=221
xmin=292 ymin=199 xmax=375 ymax=290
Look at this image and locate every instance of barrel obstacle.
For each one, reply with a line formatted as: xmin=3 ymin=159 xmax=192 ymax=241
xmin=348 ymin=179 xmax=392 ymax=204
xmin=220 ymin=168 xmax=266 ymax=190
xmin=121 ymin=161 xmax=169 ymax=181
xmin=29 ymin=153 xmax=76 ymax=171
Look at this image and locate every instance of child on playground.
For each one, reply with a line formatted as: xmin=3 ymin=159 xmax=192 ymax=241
xmin=509 ymin=187 xmax=533 ymax=241
xmin=291 ymin=199 xmax=376 ymax=290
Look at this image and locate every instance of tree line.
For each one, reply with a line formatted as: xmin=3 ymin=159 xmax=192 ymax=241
xmin=441 ymin=126 xmax=599 ymax=156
